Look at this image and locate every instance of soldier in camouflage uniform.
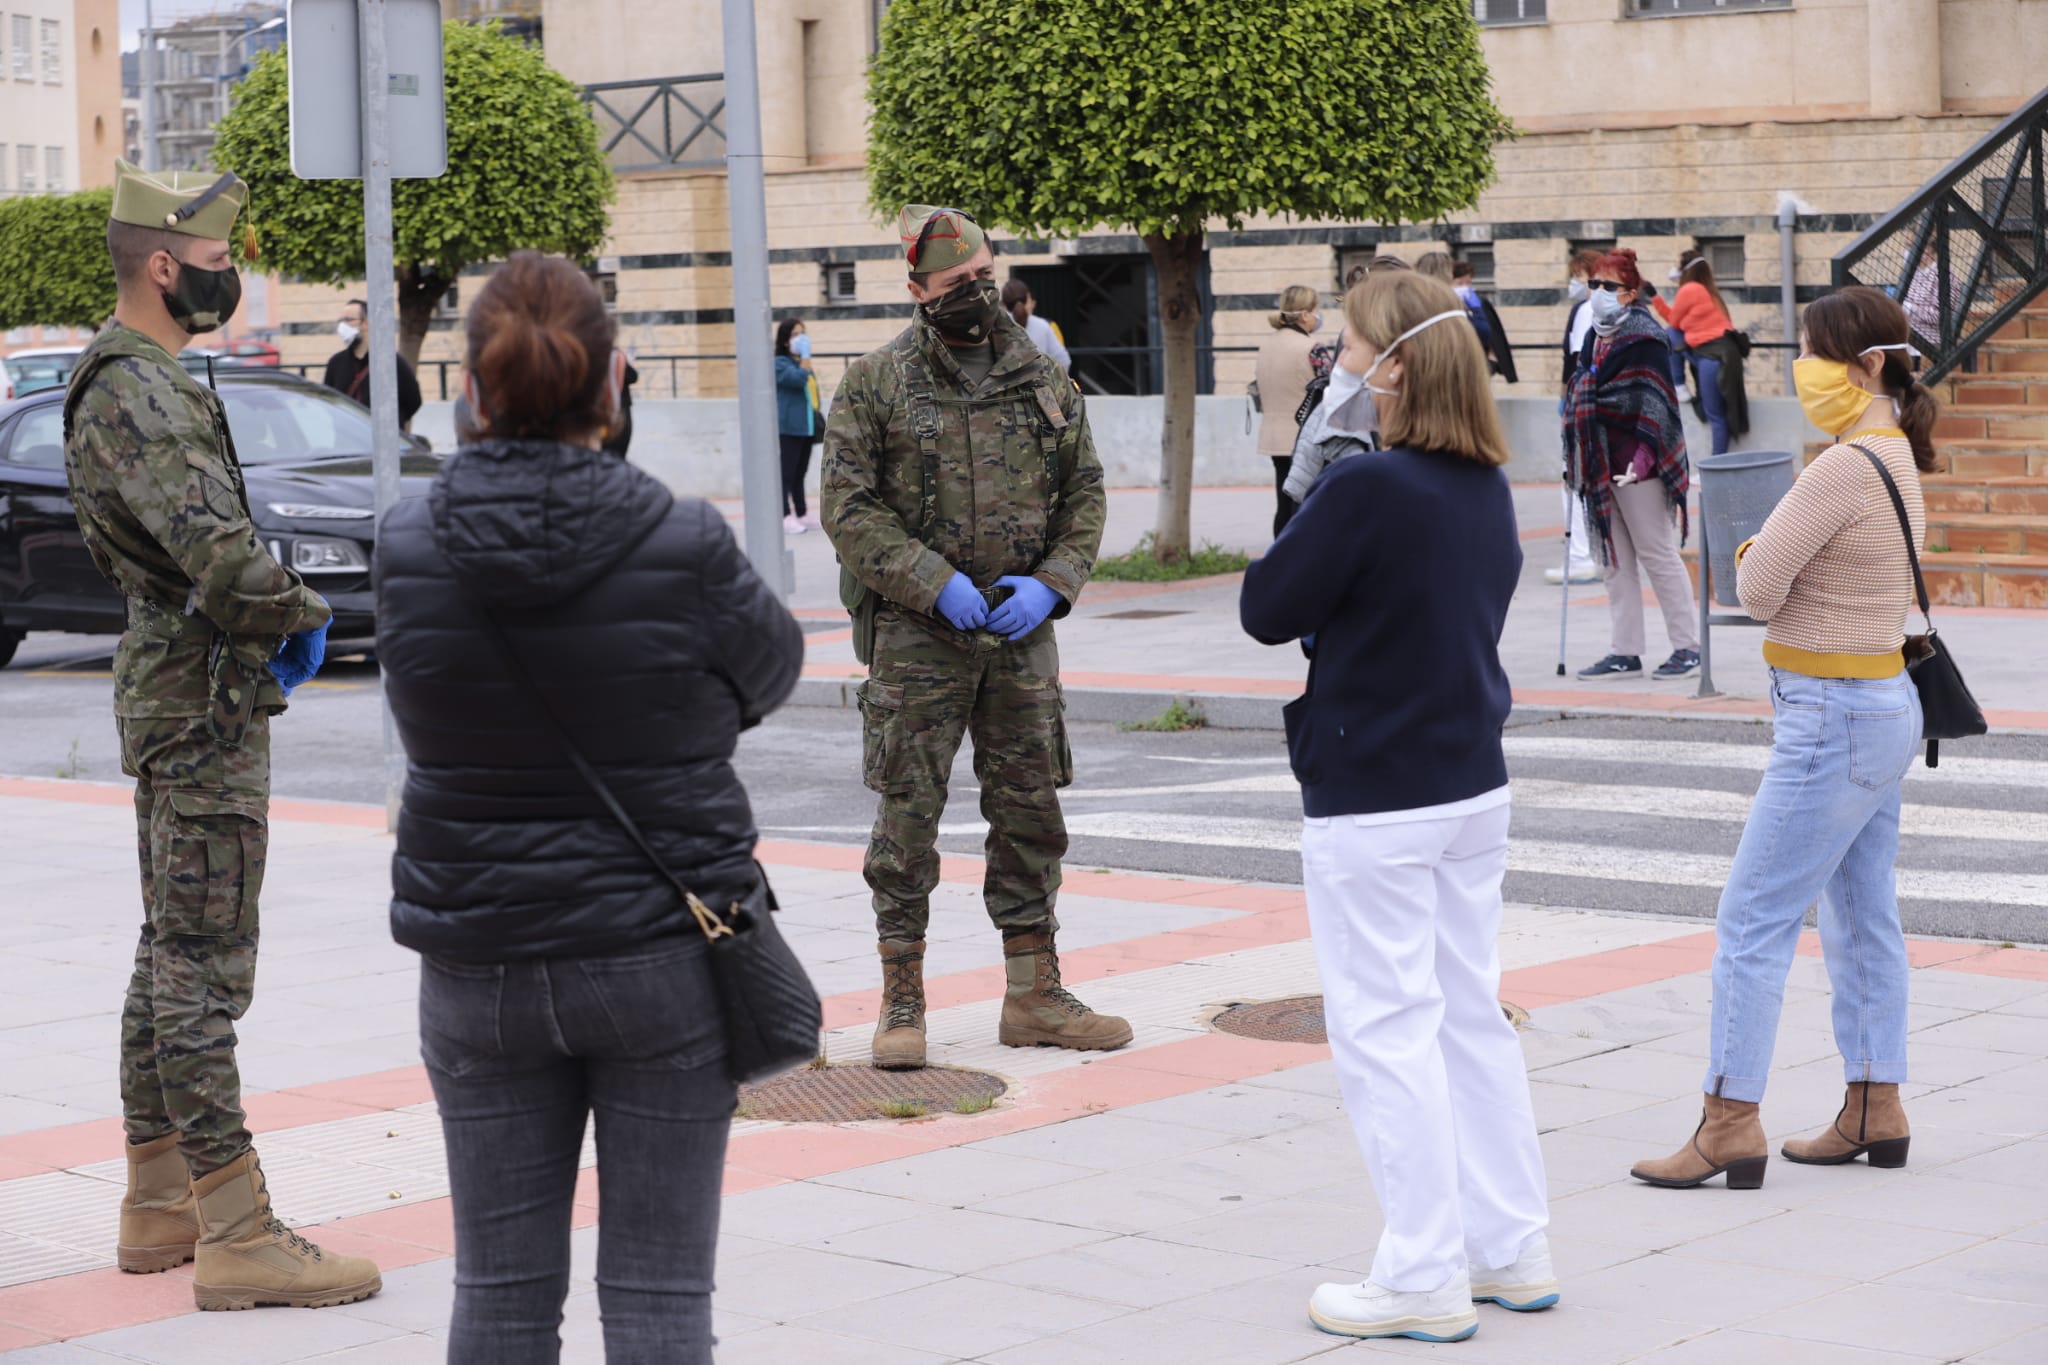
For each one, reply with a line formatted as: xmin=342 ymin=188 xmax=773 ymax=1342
xmin=823 ymin=205 xmax=1131 ymax=1070
xmin=63 ymin=160 xmax=380 ymax=1310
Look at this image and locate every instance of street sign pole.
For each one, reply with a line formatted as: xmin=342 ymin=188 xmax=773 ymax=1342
xmin=721 ymin=0 xmax=790 ymax=595
xmin=140 ymin=1 xmax=156 ymax=168
xmin=356 ymin=0 xmax=405 ymax=829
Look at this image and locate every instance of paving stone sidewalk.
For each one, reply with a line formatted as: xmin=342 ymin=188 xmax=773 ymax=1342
xmin=0 ymin=779 xmax=2043 ymax=1362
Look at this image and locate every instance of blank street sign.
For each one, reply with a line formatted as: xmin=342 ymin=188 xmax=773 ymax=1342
xmin=287 ymin=0 xmax=447 ymax=180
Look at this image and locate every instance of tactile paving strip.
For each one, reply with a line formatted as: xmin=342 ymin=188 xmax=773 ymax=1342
xmin=736 ymin=1065 xmax=1006 ymax=1123
xmin=1214 ymin=995 xmax=1531 ymax=1043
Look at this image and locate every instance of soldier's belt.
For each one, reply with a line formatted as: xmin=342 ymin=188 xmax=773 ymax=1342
xmin=125 ymin=596 xmax=210 ymax=642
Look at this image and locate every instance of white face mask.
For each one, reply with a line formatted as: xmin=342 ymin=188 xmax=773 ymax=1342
xmin=1325 ymin=363 xmax=1365 ymax=407
xmin=337 ymin=321 xmax=361 ymax=346
xmin=1589 ymin=289 xmax=1624 ymax=326
xmin=1567 ymin=278 xmax=1589 ymax=303
xmin=1359 ymin=309 xmax=1467 ymax=397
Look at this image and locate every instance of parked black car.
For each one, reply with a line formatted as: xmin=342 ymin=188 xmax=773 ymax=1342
xmin=0 ymin=369 xmax=436 ymax=667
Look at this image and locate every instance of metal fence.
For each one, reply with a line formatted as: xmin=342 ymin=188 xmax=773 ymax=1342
xmin=1833 ymin=84 xmax=2048 ymax=383
xmin=582 ymin=74 xmax=728 ymax=174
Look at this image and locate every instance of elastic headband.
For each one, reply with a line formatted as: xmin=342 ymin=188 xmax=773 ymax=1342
xmin=1382 ymin=309 xmax=1469 ymax=354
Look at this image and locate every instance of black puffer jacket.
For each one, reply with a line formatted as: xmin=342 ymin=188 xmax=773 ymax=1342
xmin=375 ymin=437 xmax=803 ymax=961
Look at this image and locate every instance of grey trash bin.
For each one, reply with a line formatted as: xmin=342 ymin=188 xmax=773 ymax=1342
xmin=1697 ymin=450 xmax=1797 ymax=608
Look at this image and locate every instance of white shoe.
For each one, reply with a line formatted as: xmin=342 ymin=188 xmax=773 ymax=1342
xmin=1543 ymin=566 xmax=1601 ymax=585
xmin=1675 ymin=384 xmax=1692 ymax=403
xmin=1471 ymin=1234 xmax=1560 ymax=1312
xmin=781 ymin=514 xmax=807 ymax=534
xmin=1308 ymin=1270 xmax=1479 ymax=1341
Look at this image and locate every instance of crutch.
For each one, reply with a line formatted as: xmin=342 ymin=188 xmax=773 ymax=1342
xmin=1556 ymin=489 xmax=1572 ymax=676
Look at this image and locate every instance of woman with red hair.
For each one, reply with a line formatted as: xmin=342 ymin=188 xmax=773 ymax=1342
xmin=1562 ymin=248 xmax=1699 ymax=681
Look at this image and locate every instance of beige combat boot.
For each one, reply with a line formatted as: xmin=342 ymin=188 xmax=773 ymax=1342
xmin=1783 ymin=1082 xmax=1910 ymax=1168
xmin=117 ymin=1133 xmax=201 ymax=1273
xmin=872 ymin=939 xmax=928 ymax=1070
xmin=1630 ymin=1094 xmax=1769 ymax=1190
xmin=998 ymin=928 xmax=1133 ymax=1052
xmin=190 ymin=1152 xmax=382 ymax=1310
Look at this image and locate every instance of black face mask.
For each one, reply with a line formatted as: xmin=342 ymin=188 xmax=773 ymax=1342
xmin=921 ymin=277 xmax=1002 ymax=344
xmin=163 ymin=257 xmax=242 ymax=335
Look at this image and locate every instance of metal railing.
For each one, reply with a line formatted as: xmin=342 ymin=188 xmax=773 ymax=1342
xmin=1833 ymin=84 xmax=2048 ymax=383
xmin=582 ymin=74 xmax=727 ymax=173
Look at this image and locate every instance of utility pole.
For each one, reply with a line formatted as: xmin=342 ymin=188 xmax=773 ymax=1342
xmin=721 ymin=0 xmax=791 ymax=595
xmin=140 ymin=1 xmax=156 ymax=169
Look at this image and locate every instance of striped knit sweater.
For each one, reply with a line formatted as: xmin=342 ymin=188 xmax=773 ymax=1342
xmin=1735 ymin=430 xmax=1925 ymax=678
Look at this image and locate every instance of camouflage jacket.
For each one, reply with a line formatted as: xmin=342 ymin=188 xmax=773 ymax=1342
xmin=63 ymin=320 xmax=329 ymax=719
xmin=821 ymin=310 xmax=1105 ymax=618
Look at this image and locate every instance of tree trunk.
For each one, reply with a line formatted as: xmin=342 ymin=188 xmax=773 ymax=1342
xmin=394 ymin=262 xmax=450 ymax=371
xmin=1144 ymin=231 xmax=1205 ymax=563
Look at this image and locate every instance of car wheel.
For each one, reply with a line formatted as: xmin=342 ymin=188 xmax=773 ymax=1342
xmin=0 ymin=628 xmax=21 ymax=669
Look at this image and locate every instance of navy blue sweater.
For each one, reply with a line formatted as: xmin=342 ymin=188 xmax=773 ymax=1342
xmin=1240 ymin=443 xmax=1521 ymax=818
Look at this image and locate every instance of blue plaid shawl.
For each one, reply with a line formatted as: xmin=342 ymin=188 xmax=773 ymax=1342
xmin=1563 ymin=305 xmax=1690 ymax=566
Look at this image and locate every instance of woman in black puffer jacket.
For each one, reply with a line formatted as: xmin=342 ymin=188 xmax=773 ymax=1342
xmin=374 ymin=252 xmax=802 ymax=1364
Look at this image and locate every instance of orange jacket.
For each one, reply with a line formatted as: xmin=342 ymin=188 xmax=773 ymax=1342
xmin=1653 ymin=280 xmax=1732 ymax=348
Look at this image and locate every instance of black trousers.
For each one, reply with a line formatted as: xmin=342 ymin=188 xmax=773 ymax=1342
xmin=1271 ymin=455 xmax=1297 ymax=539
xmin=778 ymin=433 xmax=813 ymax=518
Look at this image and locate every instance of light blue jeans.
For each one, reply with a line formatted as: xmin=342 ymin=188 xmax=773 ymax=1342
xmin=1706 ymin=667 xmax=1921 ymax=1102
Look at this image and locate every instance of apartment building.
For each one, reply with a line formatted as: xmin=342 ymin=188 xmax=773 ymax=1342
xmin=275 ymin=0 xmax=2046 ymax=401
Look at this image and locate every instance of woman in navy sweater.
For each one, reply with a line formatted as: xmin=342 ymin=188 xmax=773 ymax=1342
xmin=1241 ymin=271 xmax=1552 ymax=1345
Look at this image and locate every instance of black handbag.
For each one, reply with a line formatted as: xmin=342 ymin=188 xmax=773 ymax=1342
xmin=471 ymin=608 xmax=823 ymax=1084
xmin=1852 ymin=444 xmax=1988 ymax=768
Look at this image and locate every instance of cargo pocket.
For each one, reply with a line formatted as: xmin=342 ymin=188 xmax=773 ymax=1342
xmin=158 ymin=791 xmax=264 ymax=938
xmin=857 ymin=678 xmax=916 ymax=795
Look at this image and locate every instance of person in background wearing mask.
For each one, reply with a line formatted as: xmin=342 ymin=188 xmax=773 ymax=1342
xmin=1652 ymin=249 xmax=1746 ymax=455
xmin=63 ymin=161 xmax=369 ymax=1311
xmin=1632 ymin=286 xmax=1937 ymax=1193
xmin=1451 ymin=257 xmax=1517 ymax=383
xmin=1002 ymin=279 xmax=1072 ymax=373
xmin=322 ymin=298 xmax=423 ymax=434
xmin=1242 ymin=271 xmax=1553 ymax=1344
xmin=1253 ymin=284 xmax=1322 ymax=537
xmin=775 ymin=317 xmax=817 ymax=533
xmin=823 ymin=205 xmax=1125 ymax=1073
xmin=1563 ymin=248 xmax=1700 ymax=681
xmin=1549 ymin=250 xmax=1606 ymax=584
xmin=1279 ymin=257 xmax=1412 ymax=516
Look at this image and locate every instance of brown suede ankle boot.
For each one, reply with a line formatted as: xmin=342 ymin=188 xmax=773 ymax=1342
xmin=1783 ymin=1082 xmax=1910 ymax=1167
xmin=998 ymin=928 xmax=1133 ymax=1052
xmin=191 ymin=1152 xmax=381 ymax=1310
xmin=872 ymin=939 xmax=928 ymax=1071
xmin=118 ymin=1133 xmax=200 ymax=1273
xmin=1631 ymin=1094 xmax=1769 ymax=1190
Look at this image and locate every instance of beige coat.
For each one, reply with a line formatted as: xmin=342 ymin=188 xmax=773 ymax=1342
xmin=1253 ymin=326 xmax=1318 ymax=456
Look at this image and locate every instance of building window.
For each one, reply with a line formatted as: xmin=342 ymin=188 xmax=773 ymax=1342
xmin=1569 ymin=237 xmax=1617 ymax=267
xmin=1336 ymin=246 xmax=1377 ymax=291
xmin=585 ymin=263 xmax=618 ymax=307
xmin=17 ymin=145 xmax=35 ymax=192
xmin=871 ymin=0 xmax=891 ymax=53
xmin=1472 ymin=0 xmax=1545 ymax=23
xmin=11 ymin=16 xmax=32 ymax=81
xmin=45 ymin=147 xmax=62 ymax=192
xmin=1452 ymin=242 xmax=1497 ymax=288
xmin=1628 ymin=0 xmax=1790 ymax=16
xmin=39 ymin=18 xmax=59 ymax=83
xmin=823 ymin=261 xmax=858 ymax=305
xmin=1698 ymin=237 xmax=1745 ymax=285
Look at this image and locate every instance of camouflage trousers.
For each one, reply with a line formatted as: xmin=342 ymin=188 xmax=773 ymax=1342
xmin=117 ymin=711 xmax=269 ymax=1175
xmin=857 ymin=606 xmax=1074 ymax=941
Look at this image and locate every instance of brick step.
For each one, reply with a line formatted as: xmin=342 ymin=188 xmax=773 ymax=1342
xmin=1936 ymin=441 xmax=2048 ymax=478
xmin=1941 ymin=377 xmax=2048 ymax=408
xmin=1932 ymin=408 xmax=2048 ymax=442
xmin=1924 ymin=512 xmax=2048 ymax=555
xmin=1982 ymin=341 xmax=2048 ymax=375
xmin=1681 ymin=544 xmax=2048 ymax=609
xmin=1922 ymin=475 xmax=2048 ymax=515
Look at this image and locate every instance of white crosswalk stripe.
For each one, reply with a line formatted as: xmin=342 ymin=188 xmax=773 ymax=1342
xmin=1503 ymin=736 xmax=2048 ymax=791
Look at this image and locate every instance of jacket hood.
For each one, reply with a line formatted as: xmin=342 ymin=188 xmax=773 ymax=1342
xmin=429 ymin=437 xmax=673 ymax=608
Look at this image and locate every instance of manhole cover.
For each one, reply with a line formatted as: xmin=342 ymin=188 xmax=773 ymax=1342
xmin=1213 ymin=996 xmax=1530 ymax=1043
xmin=1095 ymin=609 xmax=1192 ymax=620
xmin=736 ymin=1065 xmax=1007 ymax=1123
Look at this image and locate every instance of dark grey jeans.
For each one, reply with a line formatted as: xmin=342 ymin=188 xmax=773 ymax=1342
xmin=419 ymin=936 xmax=735 ymax=1364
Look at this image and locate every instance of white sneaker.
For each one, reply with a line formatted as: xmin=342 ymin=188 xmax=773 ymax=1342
xmin=1471 ymin=1235 xmax=1560 ymax=1312
xmin=1308 ymin=1270 xmax=1479 ymax=1341
xmin=781 ymin=514 xmax=807 ymax=534
xmin=1675 ymin=384 xmax=1692 ymax=403
xmin=1543 ymin=566 xmax=1600 ymax=585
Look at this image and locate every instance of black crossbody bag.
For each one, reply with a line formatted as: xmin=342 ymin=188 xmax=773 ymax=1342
xmin=1851 ymin=444 xmax=1988 ymax=768
xmin=472 ymin=608 xmax=822 ymax=1084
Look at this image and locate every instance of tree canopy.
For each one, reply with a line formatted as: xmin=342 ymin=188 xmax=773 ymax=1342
xmin=0 ymin=189 xmax=116 ymax=331
xmin=212 ymin=19 xmax=614 ymax=361
xmin=867 ymin=0 xmax=1511 ymax=559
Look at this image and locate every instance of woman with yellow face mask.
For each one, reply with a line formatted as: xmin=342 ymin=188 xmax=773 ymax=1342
xmin=1633 ymin=286 xmax=1938 ymax=1193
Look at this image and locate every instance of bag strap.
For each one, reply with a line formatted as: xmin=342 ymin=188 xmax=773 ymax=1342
xmin=1848 ymin=443 xmax=1934 ymax=633
xmin=470 ymin=607 xmax=735 ymax=942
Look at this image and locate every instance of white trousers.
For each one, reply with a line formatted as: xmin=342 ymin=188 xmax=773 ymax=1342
xmin=1302 ymin=801 xmax=1550 ymax=1291
xmin=1563 ymin=486 xmax=1598 ymax=576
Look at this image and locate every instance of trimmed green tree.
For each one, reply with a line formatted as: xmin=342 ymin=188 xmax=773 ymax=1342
xmin=866 ymin=0 xmax=1510 ymax=561
xmin=0 ymin=188 xmax=117 ymax=331
xmin=211 ymin=20 xmax=614 ymax=364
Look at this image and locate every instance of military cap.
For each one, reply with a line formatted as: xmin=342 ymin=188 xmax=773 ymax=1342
xmin=898 ymin=204 xmax=985 ymax=275
xmin=110 ymin=159 xmax=248 ymax=241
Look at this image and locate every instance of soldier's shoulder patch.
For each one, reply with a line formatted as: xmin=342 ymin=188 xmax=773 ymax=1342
xmin=1032 ymin=383 xmax=1069 ymax=430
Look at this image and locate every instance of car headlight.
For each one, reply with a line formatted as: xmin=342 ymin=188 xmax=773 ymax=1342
xmin=268 ymin=503 xmax=373 ymax=520
xmin=285 ymin=537 xmax=370 ymax=574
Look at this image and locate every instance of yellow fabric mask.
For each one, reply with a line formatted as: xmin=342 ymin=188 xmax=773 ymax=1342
xmin=1792 ymin=358 xmax=1878 ymax=436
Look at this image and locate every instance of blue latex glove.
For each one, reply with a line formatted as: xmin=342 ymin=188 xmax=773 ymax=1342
xmin=272 ymin=614 xmax=331 ymax=696
xmin=934 ymin=573 xmax=989 ymax=632
xmin=985 ymin=575 xmax=1061 ymax=641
